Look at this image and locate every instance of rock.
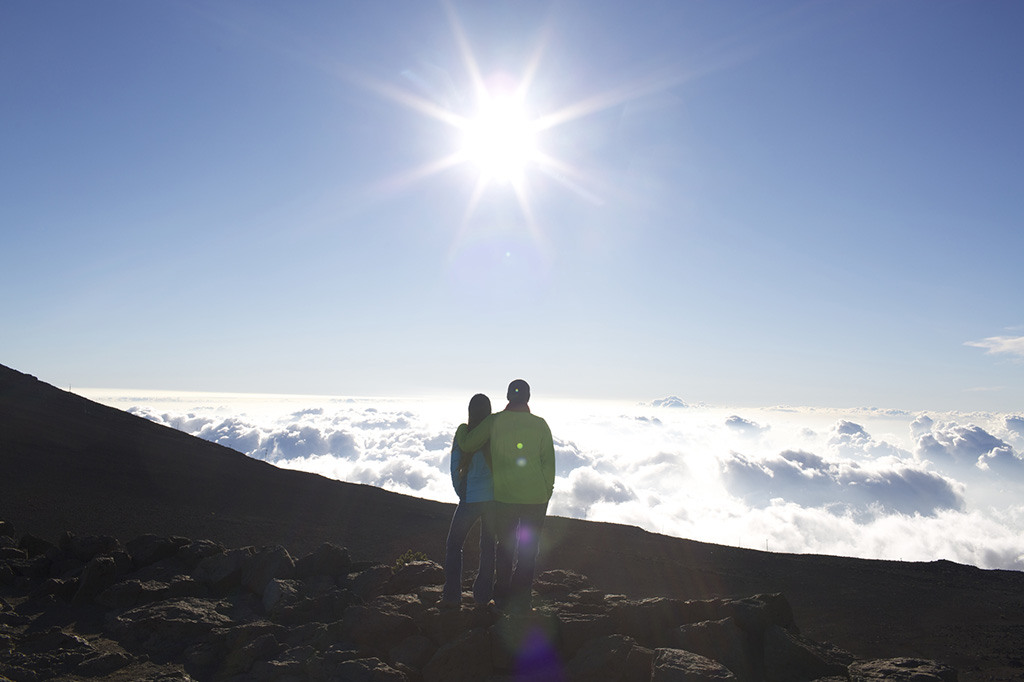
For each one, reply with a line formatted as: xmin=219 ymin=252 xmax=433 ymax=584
xmin=59 ymin=531 xmax=123 ymax=562
xmin=651 ymin=647 xmax=738 ymax=681
xmin=340 ymin=603 xmax=419 ymax=659
xmin=719 ymin=594 xmax=798 ymax=636
xmin=559 ymin=612 xmax=616 ymax=658
xmin=97 ymin=580 xmax=144 ymax=609
xmin=613 ymin=597 xmax=708 ymax=648
xmin=565 ymin=633 xmax=638 ymax=682
xmin=0 ymin=529 xmax=962 ymax=682
xmin=763 ymin=625 xmax=852 ymax=682
xmin=670 ymin=617 xmax=757 ymax=682
xmin=350 ymin=564 xmax=395 ymax=600
xmin=126 ymin=534 xmax=184 ymax=568
xmin=193 ymin=546 xmax=254 ymax=593
xmin=272 ymin=587 xmax=357 ymax=625
xmin=0 ymin=547 xmax=27 ymax=561
xmin=241 ymin=545 xmax=295 ymax=595
xmin=262 ymin=578 xmax=302 ymax=614
xmin=295 ymin=542 xmax=351 ymax=579
xmin=73 ymin=556 xmax=117 ymax=606
xmin=334 ymin=656 xmax=410 ymax=682
xmin=423 ymin=628 xmax=491 ymax=682
xmin=384 ymin=560 xmax=444 ymax=596
xmin=175 ymin=539 xmax=225 ymax=569
xmin=18 ymin=534 xmax=60 ymax=560
xmin=109 ymin=597 xmax=235 ymax=657
xmin=390 ymin=634 xmax=437 ymax=671
xmin=490 ymin=610 xmax=561 ymax=676
xmin=849 ymin=657 xmax=959 ymax=682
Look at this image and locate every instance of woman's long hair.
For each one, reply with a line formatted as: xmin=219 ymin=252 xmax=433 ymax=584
xmin=460 ymin=393 xmax=492 ymax=477
xmin=468 ymin=393 xmax=491 ymax=431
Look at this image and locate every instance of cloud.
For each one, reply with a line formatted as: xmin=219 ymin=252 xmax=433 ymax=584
xmin=915 ymin=422 xmax=1017 ymax=469
xmin=965 ymin=335 xmax=1024 ymax=359
xmin=909 ymin=415 xmax=934 ymax=440
xmin=552 ymin=467 xmax=637 ymax=518
xmin=109 ymin=392 xmax=1024 ymax=570
xmin=649 ymin=396 xmax=691 ymax=408
xmin=1005 ymin=416 xmax=1024 ymax=437
xmin=721 ymin=449 xmax=964 ymax=517
xmin=725 ymin=415 xmax=769 ymax=437
xmin=827 ymin=420 xmax=908 ymax=460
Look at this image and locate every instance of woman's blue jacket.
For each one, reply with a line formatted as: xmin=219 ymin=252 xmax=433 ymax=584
xmin=450 ymin=424 xmax=494 ymax=503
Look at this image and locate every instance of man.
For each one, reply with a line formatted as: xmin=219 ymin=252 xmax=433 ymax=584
xmin=457 ymin=379 xmax=555 ymax=613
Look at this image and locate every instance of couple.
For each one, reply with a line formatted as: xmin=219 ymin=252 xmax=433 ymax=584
xmin=441 ymin=379 xmax=556 ymax=613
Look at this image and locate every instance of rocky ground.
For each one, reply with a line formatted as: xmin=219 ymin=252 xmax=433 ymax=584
xmin=1 ymin=524 xmax=960 ymax=682
xmin=2 ymin=364 xmax=1023 ymax=681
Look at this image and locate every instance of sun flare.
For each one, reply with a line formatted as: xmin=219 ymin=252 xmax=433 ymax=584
xmin=459 ymin=94 xmax=538 ymax=184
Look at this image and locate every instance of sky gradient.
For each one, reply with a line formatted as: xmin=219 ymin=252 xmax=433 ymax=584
xmin=3 ymin=1 xmax=1023 ymax=412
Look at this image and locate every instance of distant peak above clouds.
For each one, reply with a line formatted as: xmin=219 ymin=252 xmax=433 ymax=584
xmin=648 ymin=396 xmax=703 ymax=408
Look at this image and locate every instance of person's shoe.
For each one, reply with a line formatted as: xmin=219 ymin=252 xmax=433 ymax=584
xmin=438 ymin=598 xmax=461 ymax=611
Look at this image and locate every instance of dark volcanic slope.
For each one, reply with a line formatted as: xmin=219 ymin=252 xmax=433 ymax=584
xmin=2 ymin=364 xmax=1022 ymax=682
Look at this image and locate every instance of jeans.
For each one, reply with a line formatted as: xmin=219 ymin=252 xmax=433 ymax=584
xmin=492 ymin=501 xmax=549 ymax=611
xmin=443 ymin=501 xmax=496 ymax=603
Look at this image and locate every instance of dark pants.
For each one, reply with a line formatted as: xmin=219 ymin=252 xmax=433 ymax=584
xmin=443 ymin=501 xmax=496 ymax=603
xmin=493 ymin=501 xmax=548 ymax=611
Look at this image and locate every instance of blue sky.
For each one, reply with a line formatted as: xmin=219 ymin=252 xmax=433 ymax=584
xmin=3 ymin=1 xmax=1022 ymax=411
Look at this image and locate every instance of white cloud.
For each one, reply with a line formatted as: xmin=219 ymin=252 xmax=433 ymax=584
xmin=725 ymin=415 xmax=769 ymax=437
xmin=721 ymin=448 xmax=964 ymax=517
xmin=649 ymin=396 xmax=691 ymax=408
xmin=827 ymin=420 xmax=908 ymax=460
xmin=966 ymin=335 xmax=1024 ymax=359
xmin=103 ymin=392 xmax=1024 ymax=570
xmin=915 ymin=422 xmax=1016 ymax=468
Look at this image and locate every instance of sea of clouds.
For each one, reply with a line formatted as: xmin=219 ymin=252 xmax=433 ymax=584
xmin=83 ymin=390 xmax=1024 ymax=571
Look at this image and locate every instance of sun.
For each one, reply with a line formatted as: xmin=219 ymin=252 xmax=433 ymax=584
xmin=354 ymin=3 xmax=684 ymax=232
xmin=459 ymin=92 xmax=539 ymax=185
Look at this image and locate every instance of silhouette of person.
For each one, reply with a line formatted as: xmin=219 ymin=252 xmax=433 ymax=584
xmin=440 ymin=393 xmax=496 ymax=609
xmin=457 ymin=379 xmax=555 ymax=612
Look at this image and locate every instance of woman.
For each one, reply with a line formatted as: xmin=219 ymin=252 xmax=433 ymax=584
xmin=440 ymin=393 xmax=496 ymax=609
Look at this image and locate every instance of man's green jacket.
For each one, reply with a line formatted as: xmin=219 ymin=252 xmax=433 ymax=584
xmin=456 ymin=409 xmax=555 ymax=505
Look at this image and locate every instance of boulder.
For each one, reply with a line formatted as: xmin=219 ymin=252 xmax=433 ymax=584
xmin=18 ymin=534 xmax=61 ymax=561
xmin=423 ymin=628 xmax=492 ymax=682
xmin=193 ymin=546 xmax=254 ymax=593
xmin=763 ymin=625 xmax=852 ymax=682
xmin=175 ymin=539 xmax=225 ymax=569
xmin=126 ymin=534 xmax=184 ymax=568
xmin=390 ymin=634 xmax=437 ymax=672
xmin=651 ymin=647 xmax=738 ymax=681
xmin=72 ymin=556 xmax=117 ymax=606
xmin=241 ymin=545 xmax=295 ymax=595
xmin=565 ymin=633 xmax=638 ymax=682
xmin=848 ymin=657 xmax=958 ymax=682
xmin=108 ymin=597 xmax=234 ymax=657
xmin=349 ymin=563 xmax=395 ymax=600
xmin=383 ymin=560 xmax=444 ymax=596
xmin=340 ymin=603 xmax=419 ymax=659
xmin=295 ymin=542 xmax=351 ymax=579
xmin=333 ymin=656 xmax=410 ymax=682
xmin=670 ymin=617 xmax=757 ymax=682
xmin=60 ymin=531 xmax=123 ymax=562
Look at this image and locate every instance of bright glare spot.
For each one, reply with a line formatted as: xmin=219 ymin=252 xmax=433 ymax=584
xmin=460 ymin=95 xmax=538 ymax=183
xmin=516 ymin=457 xmax=527 ymax=467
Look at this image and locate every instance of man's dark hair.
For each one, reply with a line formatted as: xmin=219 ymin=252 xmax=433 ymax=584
xmin=507 ymin=379 xmax=530 ymax=404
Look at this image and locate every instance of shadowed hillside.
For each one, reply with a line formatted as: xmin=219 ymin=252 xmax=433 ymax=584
xmin=2 ymin=364 xmax=1022 ymax=681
